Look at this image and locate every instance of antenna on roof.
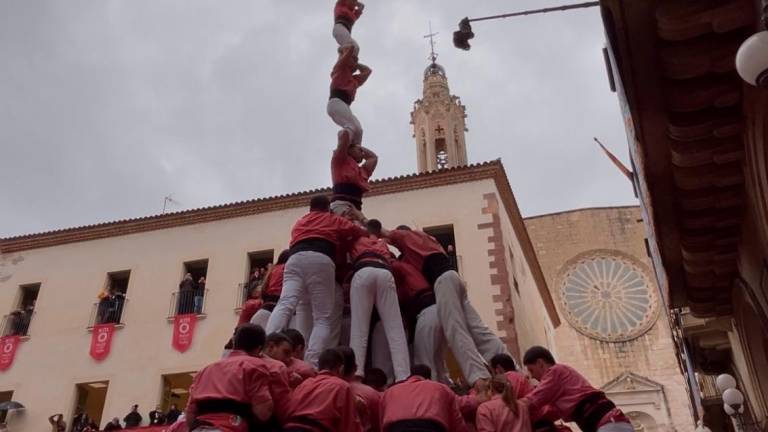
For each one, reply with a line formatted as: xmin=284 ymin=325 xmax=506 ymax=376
xmin=162 ymin=194 xmax=180 ymax=214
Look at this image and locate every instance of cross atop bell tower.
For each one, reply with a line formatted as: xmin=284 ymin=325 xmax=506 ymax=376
xmin=410 ymin=26 xmax=468 ymax=173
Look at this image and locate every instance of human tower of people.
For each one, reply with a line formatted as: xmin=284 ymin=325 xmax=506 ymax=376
xmin=182 ymin=2 xmax=636 ymax=432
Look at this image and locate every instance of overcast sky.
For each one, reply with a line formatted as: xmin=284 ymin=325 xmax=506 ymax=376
xmin=0 ymin=0 xmax=638 ymax=238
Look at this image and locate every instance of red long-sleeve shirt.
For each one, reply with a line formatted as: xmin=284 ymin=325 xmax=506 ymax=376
xmin=334 ymin=1 xmax=363 ymax=25
xmin=390 ymin=260 xmax=431 ymax=304
xmin=523 ymin=364 xmax=625 ymax=426
xmin=351 ymin=381 xmax=382 ymax=432
xmin=331 ymin=151 xmax=371 ymax=193
xmin=263 ymin=264 xmax=285 ymax=298
xmin=476 ymin=396 xmax=532 ymax=432
xmin=290 ymin=210 xmax=367 ymax=248
xmin=505 ymin=371 xmax=534 ymax=399
xmin=285 ymin=371 xmax=362 ymax=432
xmin=350 ymin=235 xmax=391 ymax=263
xmin=261 ymin=356 xmax=293 ymax=424
xmin=287 ymin=358 xmax=317 ymax=386
xmin=380 ymin=376 xmax=468 ymax=432
xmin=238 ymin=299 xmax=263 ymax=325
xmin=387 ymin=230 xmax=445 ymax=273
xmin=187 ymin=351 xmax=272 ymax=432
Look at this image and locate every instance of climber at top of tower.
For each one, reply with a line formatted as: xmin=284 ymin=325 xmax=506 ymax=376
xmin=327 ymin=45 xmax=372 ymax=148
xmin=333 ymin=0 xmax=365 ymax=54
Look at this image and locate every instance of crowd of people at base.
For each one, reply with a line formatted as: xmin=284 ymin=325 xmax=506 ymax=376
xmin=182 ymin=323 xmax=634 ymax=432
xmin=50 ymin=403 xmax=184 ymax=431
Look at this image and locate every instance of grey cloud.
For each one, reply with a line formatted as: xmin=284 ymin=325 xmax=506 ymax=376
xmin=0 ymin=0 xmax=636 ymax=237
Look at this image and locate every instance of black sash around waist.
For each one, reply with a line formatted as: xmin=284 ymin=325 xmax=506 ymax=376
xmin=285 ymin=415 xmax=332 ymax=432
xmin=406 ymin=289 xmax=436 ymax=321
xmin=353 ymin=259 xmax=391 ymax=275
xmin=386 ymin=419 xmax=447 ymax=432
xmin=262 ymin=302 xmax=277 ymax=313
xmin=335 ymin=17 xmax=353 ymax=32
xmin=329 ymin=88 xmax=353 ymax=105
xmin=194 ymin=398 xmax=254 ymax=429
xmin=422 ymin=253 xmax=453 ymax=287
xmin=290 ymin=238 xmax=336 ymax=261
xmin=571 ymin=392 xmax=617 ymax=432
xmin=331 ymin=182 xmax=363 ymax=209
xmin=261 ymin=293 xmax=280 ymax=304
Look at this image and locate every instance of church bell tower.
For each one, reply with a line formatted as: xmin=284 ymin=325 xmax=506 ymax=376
xmin=410 ymin=34 xmax=468 ymax=173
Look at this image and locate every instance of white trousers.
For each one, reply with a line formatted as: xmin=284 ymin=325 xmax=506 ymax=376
xmin=327 ymin=98 xmax=362 ymax=147
xmin=332 ymin=23 xmax=359 ymax=55
xmin=330 ymin=200 xmax=356 ymax=216
xmin=370 ymin=321 xmax=396 ymax=383
xmin=265 ymin=251 xmax=337 ymax=368
xmin=350 ymin=267 xmax=411 ymax=382
xmin=435 ymin=270 xmax=508 ymax=384
xmin=598 ymin=422 xmax=634 ymax=432
xmin=370 ymin=304 xmax=450 ymax=385
xmin=251 ymin=301 xmax=313 ymax=341
xmin=413 ymin=305 xmax=450 ymax=384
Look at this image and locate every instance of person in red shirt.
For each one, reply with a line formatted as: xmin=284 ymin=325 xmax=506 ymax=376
xmin=250 ymin=250 xmax=289 ymax=329
xmin=328 ymin=45 xmax=372 ymax=148
xmin=185 ymin=324 xmax=273 ymax=432
xmin=338 ymin=346 xmax=382 ymax=432
xmin=282 ymin=328 xmax=317 ymax=387
xmin=476 ymin=375 xmax=532 ymax=432
xmin=333 ymin=0 xmax=365 ymax=53
xmin=330 ymin=127 xmax=377 ymax=216
xmin=348 ymin=235 xmax=410 ymax=382
xmin=521 ymin=347 xmax=632 ymax=432
xmin=265 ymin=195 xmax=368 ymax=368
xmin=489 ymin=354 xmax=533 ymax=398
xmin=369 ymin=220 xmax=508 ymax=388
xmin=260 ymin=332 xmax=296 ymax=427
xmin=380 ymin=364 xmax=469 ymax=432
xmin=238 ymin=286 xmax=263 ymax=326
xmin=284 ymin=348 xmax=363 ymax=432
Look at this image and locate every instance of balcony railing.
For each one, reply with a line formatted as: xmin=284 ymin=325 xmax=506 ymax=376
xmin=698 ymin=373 xmax=721 ymax=402
xmin=0 ymin=311 xmax=34 ymax=337
xmin=88 ymin=297 xmax=128 ymax=327
xmin=169 ymin=289 xmax=208 ymax=318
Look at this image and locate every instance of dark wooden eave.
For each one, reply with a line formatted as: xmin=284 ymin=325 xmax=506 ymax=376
xmin=601 ymin=0 xmax=758 ymax=317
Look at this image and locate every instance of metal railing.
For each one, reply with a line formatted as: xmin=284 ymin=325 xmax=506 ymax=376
xmin=237 ymin=279 xmax=265 ymax=310
xmin=0 ymin=311 xmax=34 ymax=337
xmin=169 ymin=289 xmax=208 ymax=317
xmin=698 ymin=373 xmax=721 ymax=401
xmin=89 ymin=297 xmax=128 ymax=327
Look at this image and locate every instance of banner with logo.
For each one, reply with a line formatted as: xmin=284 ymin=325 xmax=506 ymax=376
xmin=0 ymin=336 xmax=20 ymax=371
xmin=90 ymin=323 xmax=116 ymax=361
xmin=172 ymin=314 xmax=197 ymax=353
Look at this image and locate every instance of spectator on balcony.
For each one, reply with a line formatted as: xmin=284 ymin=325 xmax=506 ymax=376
xmin=73 ymin=409 xmax=91 ymax=432
xmin=165 ymin=404 xmax=182 ymax=425
xmin=149 ymin=405 xmax=166 ymax=425
xmin=178 ymin=273 xmax=195 ymax=315
xmin=48 ymin=413 xmax=66 ymax=432
xmin=7 ymin=310 xmax=24 ymax=336
xmin=96 ymin=287 xmax=112 ymax=324
xmin=103 ymin=417 xmax=123 ymax=431
xmin=124 ymin=404 xmax=142 ymax=428
xmin=194 ymin=276 xmax=206 ymax=314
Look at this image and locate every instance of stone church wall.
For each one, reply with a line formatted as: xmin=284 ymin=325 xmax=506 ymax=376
xmin=525 ymin=206 xmax=695 ymax=432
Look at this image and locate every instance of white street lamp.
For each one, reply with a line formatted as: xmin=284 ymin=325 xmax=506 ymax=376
xmin=716 ymin=374 xmax=738 ymax=393
xmin=735 ymin=0 xmax=768 ymax=87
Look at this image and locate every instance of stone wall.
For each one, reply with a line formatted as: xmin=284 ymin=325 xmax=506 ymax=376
xmin=525 ymin=206 xmax=695 ymax=432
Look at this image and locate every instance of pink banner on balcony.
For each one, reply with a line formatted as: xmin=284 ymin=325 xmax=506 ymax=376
xmin=172 ymin=314 xmax=197 ymax=353
xmin=90 ymin=323 xmax=115 ymax=361
xmin=0 ymin=336 xmax=20 ymax=371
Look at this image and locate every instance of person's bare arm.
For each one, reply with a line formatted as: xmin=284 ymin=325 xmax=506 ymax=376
xmin=354 ymin=64 xmax=372 ymax=87
xmin=360 ymin=146 xmax=378 ymax=176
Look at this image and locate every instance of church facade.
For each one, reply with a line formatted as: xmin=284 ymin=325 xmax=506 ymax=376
xmin=526 ymin=206 xmax=696 ymax=432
